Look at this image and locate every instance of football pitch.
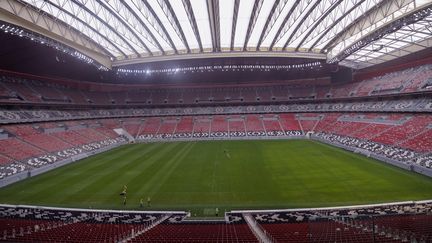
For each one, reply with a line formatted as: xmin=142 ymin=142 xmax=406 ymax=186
xmin=1 ymin=139 xmax=432 ymax=217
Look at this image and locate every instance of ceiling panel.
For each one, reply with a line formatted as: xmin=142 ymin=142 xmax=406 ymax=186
xmin=6 ymin=0 xmax=430 ymax=69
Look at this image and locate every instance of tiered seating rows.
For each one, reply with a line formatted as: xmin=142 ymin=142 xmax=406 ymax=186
xmin=0 ymin=138 xmax=44 ymax=161
xmin=2 ymin=203 xmax=431 ymax=243
xmin=132 ymin=223 xmax=258 ymax=243
xmin=1 ymin=113 xmax=430 ymax=164
xmin=11 ymin=221 xmax=140 ymax=243
xmin=0 ymin=123 xmax=112 ymax=163
xmin=373 ymin=115 xmax=432 ymax=146
xmin=1 ymin=64 xmax=431 ymax=105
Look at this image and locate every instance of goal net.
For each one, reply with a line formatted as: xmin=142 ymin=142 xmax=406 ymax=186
xmin=354 ymin=148 xmax=371 ymax=158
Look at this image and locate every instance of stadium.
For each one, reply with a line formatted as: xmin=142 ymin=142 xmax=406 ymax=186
xmin=0 ymin=0 xmax=431 ymax=242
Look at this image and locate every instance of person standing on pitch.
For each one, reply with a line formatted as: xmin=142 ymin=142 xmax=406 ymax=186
xmin=120 ymin=185 xmax=127 ymax=196
xmin=147 ymin=196 xmax=151 ymax=207
xmin=140 ymin=198 xmax=144 ymax=208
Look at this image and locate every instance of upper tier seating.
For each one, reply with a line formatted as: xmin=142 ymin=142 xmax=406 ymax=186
xmin=0 ymin=96 xmax=430 ymax=126
xmin=289 ymin=86 xmax=315 ymax=99
xmin=330 ymin=82 xmax=360 ymax=98
xmin=27 ymin=83 xmax=68 ymax=102
xmin=256 ymin=87 xmax=273 ymax=101
xmin=0 ymin=82 xmax=19 ymax=102
xmin=109 ymin=91 xmax=128 ymax=105
xmin=127 ymin=90 xmax=151 ymax=104
xmin=81 ymin=90 xmax=111 ymax=105
xmin=405 ymin=66 xmax=432 ymax=92
xmin=2 ymin=79 xmax=41 ymax=102
xmin=1 ymin=64 xmax=431 ymax=107
xmin=59 ymin=88 xmax=88 ymax=104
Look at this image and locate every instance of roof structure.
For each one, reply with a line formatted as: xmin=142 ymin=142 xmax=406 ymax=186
xmin=0 ymin=0 xmax=431 ymax=69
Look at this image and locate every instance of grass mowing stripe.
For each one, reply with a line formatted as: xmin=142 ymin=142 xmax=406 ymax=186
xmin=5 ymin=145 xmax=137 ymax=203
xmin=10 ymin=143 xmax=161 ymax=206
xmin=93 ymin=143 xmax=169 ymax=202
xmin=134 ymin=142 xmax=196 ymax=200
xmin=62 ymin=142 xmax=183 ymax=208
xmin=97 ymin=142 xmax=188 ymax=207
xmin=0 ymin=139 xmax=431 ymax=216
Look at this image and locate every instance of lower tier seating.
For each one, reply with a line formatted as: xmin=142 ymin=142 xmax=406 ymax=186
xmin=131 ymin=222 xmax=258 ymax=242
xmin=1 ymin=202 xmax=431 ymax=243
xmin=12 ymin=221 xmax=140 ymax=242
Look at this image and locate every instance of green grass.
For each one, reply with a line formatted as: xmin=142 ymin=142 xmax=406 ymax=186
xmin=1 ymin=139 xmax=432 ymax=217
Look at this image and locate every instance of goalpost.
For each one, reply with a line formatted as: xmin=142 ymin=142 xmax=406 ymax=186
xmin=306 ymin=131 xmax=314 ymax=139
xmin=354 ymin=148 xmax=371 ymax=158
